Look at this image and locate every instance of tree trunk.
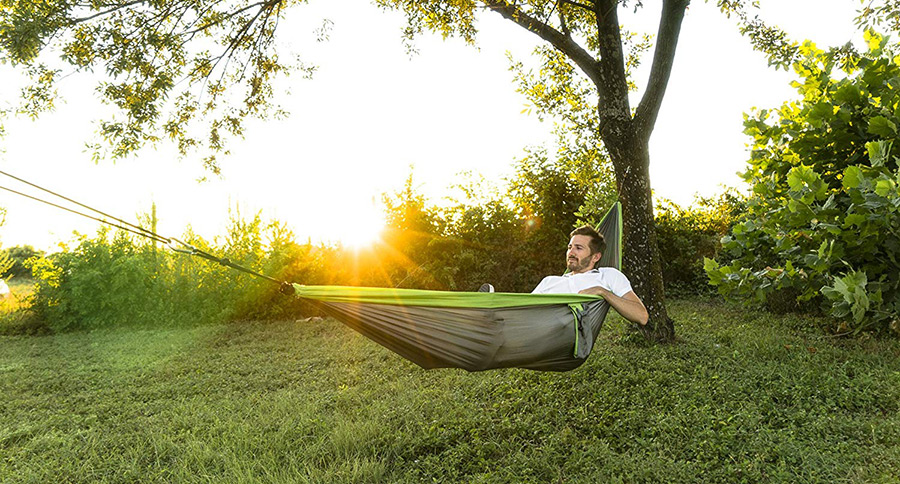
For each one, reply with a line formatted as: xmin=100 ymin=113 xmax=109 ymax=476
xmin=603 ymin=127 xmax=675 ymax=342
xmin=589 ymin=0 xmax=682 ymax=343
xmin=481 ymin=0 xmax=687 ymax=342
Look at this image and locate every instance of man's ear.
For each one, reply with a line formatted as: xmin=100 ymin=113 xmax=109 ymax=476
xmin=591 ymin=251 xmax=602 ymax=267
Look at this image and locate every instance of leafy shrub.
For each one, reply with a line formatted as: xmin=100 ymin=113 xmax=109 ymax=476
xmin=706 ymin=33 xmax=900 ymax=334
xmin=30 ymin=230 xmax=183 ymax=331
xmin=0 ymin=208 xmax=10 ymax=277
xmin=1 ymin=245 xmax=43 ymax=279
xmin=432 ymin=198 xmax=537 ymax=292
xmin=25 ymin=211 xmax=300 ymax=332
xmin=654 ymin=191 xmax=744 ymax=296
xmin=16 ymin=152 xmax=731 ymax=332
xmin=0 ymin=250 xmax=12 ymax=281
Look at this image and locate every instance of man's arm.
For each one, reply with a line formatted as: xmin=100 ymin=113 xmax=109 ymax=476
xmin=579 ymin=286 xmax=649 ymax=326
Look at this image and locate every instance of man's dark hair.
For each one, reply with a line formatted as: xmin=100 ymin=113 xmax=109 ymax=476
xmin=570 ymin=225 xmax=606 ymax=259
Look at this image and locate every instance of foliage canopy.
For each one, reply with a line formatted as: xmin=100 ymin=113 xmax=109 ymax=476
xmin=1 ymin=0 xmax=317 ymax=170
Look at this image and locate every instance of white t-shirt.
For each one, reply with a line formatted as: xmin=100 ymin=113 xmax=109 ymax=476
xmin=531 ymin=268 xmax=634 ymax=297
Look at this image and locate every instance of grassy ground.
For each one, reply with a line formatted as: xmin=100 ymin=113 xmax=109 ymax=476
xmin=1 ymin=298 xmax=899 ymax=483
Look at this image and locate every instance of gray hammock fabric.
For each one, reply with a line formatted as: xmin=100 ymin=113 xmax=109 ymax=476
xmin=289 ymin=203 xmax=623 ymax=372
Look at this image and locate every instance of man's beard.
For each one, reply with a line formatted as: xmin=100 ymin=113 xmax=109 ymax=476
xmin=566 ymin=254 xmax=594 ymax=273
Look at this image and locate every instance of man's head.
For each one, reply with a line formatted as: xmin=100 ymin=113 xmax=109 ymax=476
xmin=566 ymin=226 xmax=606 ymax=273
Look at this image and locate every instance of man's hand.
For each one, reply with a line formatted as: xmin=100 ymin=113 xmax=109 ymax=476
xmin=579 ymin=286 xmax=649 ymax=326
xmin=578 ymin=286 xmax=610 ymax=297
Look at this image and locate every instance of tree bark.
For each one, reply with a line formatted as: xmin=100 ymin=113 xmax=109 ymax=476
xmin=602 ymin=130 xmax=675 ymax=342
xmin=591 ymin=0 xmax=685 ymax=342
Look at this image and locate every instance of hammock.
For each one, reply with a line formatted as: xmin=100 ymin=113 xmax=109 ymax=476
xmin=288 ymin=202 xmax=623 ymax=372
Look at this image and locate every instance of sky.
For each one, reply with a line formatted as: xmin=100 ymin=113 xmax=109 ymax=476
xmin=0 ymin=0 xmax=863 ymax=252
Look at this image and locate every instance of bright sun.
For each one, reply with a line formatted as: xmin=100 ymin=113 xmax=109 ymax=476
xmin=331 ymin=203 xmax=386 ymax=249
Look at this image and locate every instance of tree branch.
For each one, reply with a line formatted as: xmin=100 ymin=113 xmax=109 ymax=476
xmin=236 ymin=6 xmax=277 ymax=89
xmin=633 ymin=0 xmax=689 ymax=141
xmin=561 ymin=0 xmax=594 ymax=12
xmin=481 ymin=0 xmax=601 ymax=87
xmin=593 ymin=0 xmax=631 ymax=130
xmin=70 ymin=0 xmax=145 ymax=25
xmin=184 ymin=0 xmax=281 ymax=37
xmin=558 ymin=8 xmax=570 ymax=37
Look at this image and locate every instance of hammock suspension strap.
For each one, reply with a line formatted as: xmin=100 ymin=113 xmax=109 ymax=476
xmin=0 ymin=169 xmax=285 ymax=287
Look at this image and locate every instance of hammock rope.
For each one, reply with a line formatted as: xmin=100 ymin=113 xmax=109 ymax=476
xmin=0 ymin=169 xmax=285 ymax=285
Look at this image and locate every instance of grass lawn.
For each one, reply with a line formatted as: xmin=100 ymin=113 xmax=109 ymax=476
xmin=2 ymin=298 xmax=899 ymax=483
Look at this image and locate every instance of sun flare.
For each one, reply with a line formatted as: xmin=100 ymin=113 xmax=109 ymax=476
xmin=331 ymin=203 xmax=386 ymax=249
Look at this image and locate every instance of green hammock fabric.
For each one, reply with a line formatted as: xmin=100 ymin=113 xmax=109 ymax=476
xmin=289 ymin=202 xmax=623 ymax=372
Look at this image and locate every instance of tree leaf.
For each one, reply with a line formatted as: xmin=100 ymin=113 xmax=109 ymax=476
xmin=875 ymin=178 xmax=896 ymax=197
xmin=865 ymin=29 xmax=886 ymax=56
xmin=834 ymin=83 xmax=862 ymax=105
xmin=843 ymin=165 xmax=864 ymax=189
xmin=844 ymin=213 xmax=866 ymax=227
xmin=867 ymin=116 xmax=897 ymax=138
xmin=866 ymin=140 xmax=893 ymax=167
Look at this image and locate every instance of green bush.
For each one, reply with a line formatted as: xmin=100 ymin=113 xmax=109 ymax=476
xmin=706 ymin=33 xmax=900 ymax=335
xmin=1 ymin=245 xmax=43 ymax=279
xmin=27 ymin=231 xmax=163 ymax=330
xmin=25 ymin=211 xmax=302 ymax=332
xmin=654 ymin=191 xmax=744 ymax=296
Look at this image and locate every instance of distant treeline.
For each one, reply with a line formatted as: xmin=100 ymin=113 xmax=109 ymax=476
xmin=7 ymin=165 xmax=740 ymax=332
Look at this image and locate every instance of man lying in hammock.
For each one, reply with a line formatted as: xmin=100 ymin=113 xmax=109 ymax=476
xmin=532 ymin=226 xmax=649 ymax=326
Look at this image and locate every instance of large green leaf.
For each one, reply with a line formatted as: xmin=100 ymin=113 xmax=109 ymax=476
xmin=842 ymin=165 xmax=864 ymax=189
xmin=844 ymin=213 xmax=866 ymax=227
xmin=867 ymin=116 xmax=897 ymax=138
xmin=834 ymin=83 xmax=862 ymax=105
xmin=787 ymin=165 xmax=818 ymax=190
xmin=865 ymin=140 xmax=893 ymax=167
xmin=875 ymin=178 xmax=897 ymax=197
